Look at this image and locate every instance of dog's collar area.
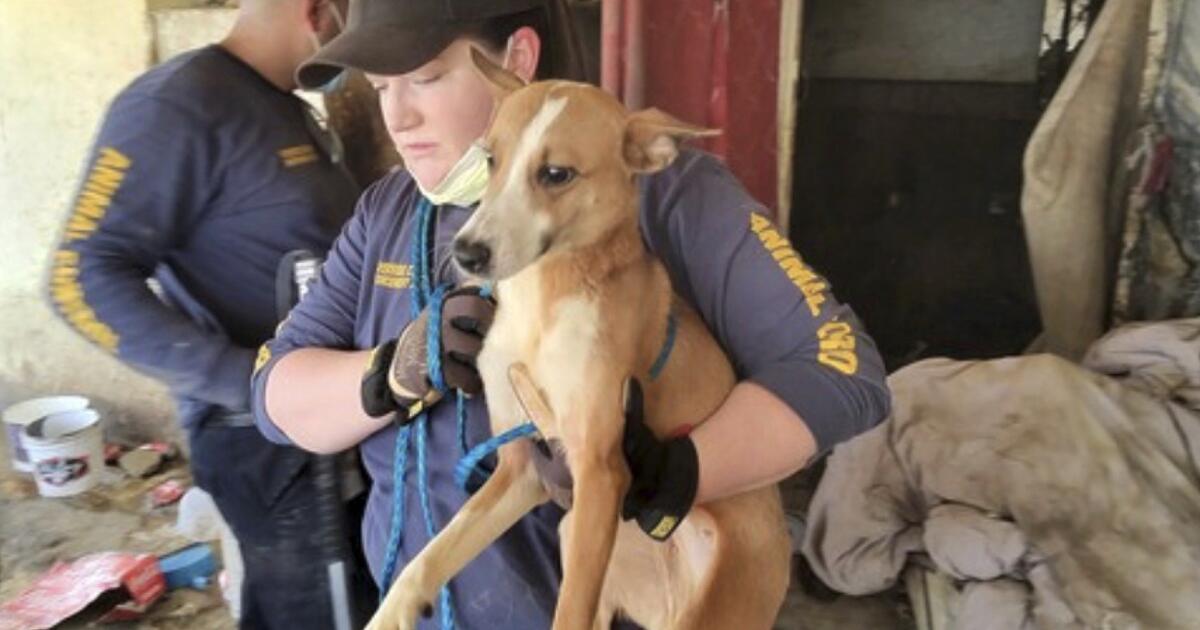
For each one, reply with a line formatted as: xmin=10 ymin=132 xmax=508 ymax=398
xmin=648 ymin=312 xmax=678 ymax=381
xmin=457 ymin=310 xmax=682 ymax=510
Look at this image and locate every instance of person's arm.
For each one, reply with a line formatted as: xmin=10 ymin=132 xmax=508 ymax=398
xmin=47 ymin=96 xmax=253 ymax=411
xmin=690 ymin=382 xmax=815 ymax=503
xmin=264 ymin=347 xmax=388 ymax=452
xmin=251 ymin=186 xmax=383 ymax=452
xmin=640 ymin=152 xmax=891 ymax=503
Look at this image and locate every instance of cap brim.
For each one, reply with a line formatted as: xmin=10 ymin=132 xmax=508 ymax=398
xmin=296 ymin=22 xmax=461 ymax=89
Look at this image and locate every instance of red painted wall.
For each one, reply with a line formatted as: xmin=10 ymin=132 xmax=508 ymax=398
xmin=638 ymin=0 xmax=781 ymax=217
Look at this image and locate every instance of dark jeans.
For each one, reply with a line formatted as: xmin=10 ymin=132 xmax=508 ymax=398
xmin=190 ymin=423 xmax=377 ymax=629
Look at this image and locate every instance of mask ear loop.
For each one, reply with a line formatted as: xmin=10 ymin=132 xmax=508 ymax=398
xmin=499 ymin=34 xmax=513 ymax=71
xmin=328 ymin=1 xmax=346 ymax=33
xmin=307 ymin=2 xmax=346 ymax=50
xmin=501 ymin=34 xmax=529 ymax=85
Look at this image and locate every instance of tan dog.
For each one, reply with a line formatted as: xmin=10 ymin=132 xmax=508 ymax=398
xmin=367 ymin=50 xmax=790 ymax=630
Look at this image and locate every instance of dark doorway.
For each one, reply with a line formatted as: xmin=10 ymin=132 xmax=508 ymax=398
xmin=789 ymin=1 xmax=1046 ymax=370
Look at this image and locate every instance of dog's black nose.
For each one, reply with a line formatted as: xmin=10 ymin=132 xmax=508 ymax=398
xmin=453 ymin=238 xmax=491 ymax=275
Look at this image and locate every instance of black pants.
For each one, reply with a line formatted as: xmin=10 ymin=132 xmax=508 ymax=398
xmin=190 ymin=423 xmax=377 ymax=629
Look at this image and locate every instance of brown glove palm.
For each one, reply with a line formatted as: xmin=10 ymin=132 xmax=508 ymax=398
xmin=361 ymin=286 xmax=495 ymax=421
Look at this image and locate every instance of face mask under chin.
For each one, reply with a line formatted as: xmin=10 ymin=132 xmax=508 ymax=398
xmin=417 ymin=142 xmax=491 ymax=207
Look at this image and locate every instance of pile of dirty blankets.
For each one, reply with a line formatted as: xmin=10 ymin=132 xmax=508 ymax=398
xmin=802 ymin=319 xmax=1200 ymax=629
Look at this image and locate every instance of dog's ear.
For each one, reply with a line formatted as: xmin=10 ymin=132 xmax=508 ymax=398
xmin=471 ymin=47 xmax=527 ymax=101
xmin=623 ymin=108 xmax=720 ymax=173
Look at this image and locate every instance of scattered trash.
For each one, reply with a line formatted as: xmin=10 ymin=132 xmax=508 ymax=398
xmin=176 ymin=487 xmax=243 ymax=618
xmin=157 ymin=543 xmax=217 ymax=591
xmin=0 ymin=552 xmax=166 ymax=630
xmin=104 ymin=443 xmax=126 ymax=465
xmin=115 ymin=442 xmax=180 ymax=479
xmin=22 ymin=409 xmax=104 ymax=498
xmin=107 ymin=470 xmax=187 ymax=513
xmin=118 ymin=448 xmax=164 ymax=479
xmin=2 ymin=396 xmax=89 ymax=473
xmin=150 ymin=479 xmax=186 ymax=507
xmin=140 ymin=441 xmax=180 ymax=461
xmin=175 ymin=488 xmax=223 ymax=541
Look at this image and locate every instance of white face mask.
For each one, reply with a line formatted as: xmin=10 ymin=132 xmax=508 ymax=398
xmin=418 ymin=142 xmax=492 ymax=207
xmin=417 ymin=37 xmax=516 ymax=207
xmin=305 ymin=2 xmax=347 ymax=93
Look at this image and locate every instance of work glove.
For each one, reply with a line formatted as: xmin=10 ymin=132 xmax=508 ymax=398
xmin=621 ymin=378 xmax=699 ymax=541
xmin=360 ymin=286 xmax=495 ymax=422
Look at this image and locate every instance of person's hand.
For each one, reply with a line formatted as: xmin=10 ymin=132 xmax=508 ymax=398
xmin=621 ymin=378 xmax=699 ymax=540
xmin=360 ymin=286 xmax=494 ymax=421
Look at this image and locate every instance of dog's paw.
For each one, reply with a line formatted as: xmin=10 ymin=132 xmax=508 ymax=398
xmin=366 ymin=577 xmax=436 ymax=630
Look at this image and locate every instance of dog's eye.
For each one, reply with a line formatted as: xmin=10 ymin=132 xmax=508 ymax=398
xmin=537 ymin=165 xmax=576 ymax=188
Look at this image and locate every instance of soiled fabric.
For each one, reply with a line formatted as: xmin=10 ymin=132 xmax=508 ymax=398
xmin=1021 ymin=0 xmax=1160 ymax=358
xmin=804 ymin=319 xmax=1200 ymax=629
xmin=958 ymin=579 xmax=1036 ymax=630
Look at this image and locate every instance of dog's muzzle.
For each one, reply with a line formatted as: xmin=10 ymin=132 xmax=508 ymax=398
xmin=453 ymin=238 xmax=492 ymax=275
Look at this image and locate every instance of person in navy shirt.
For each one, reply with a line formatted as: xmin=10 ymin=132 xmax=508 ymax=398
xmin=253 ymin=0 xmax=891 ymax=628
xmin=47 ymin=1 xmax=376 ymax=628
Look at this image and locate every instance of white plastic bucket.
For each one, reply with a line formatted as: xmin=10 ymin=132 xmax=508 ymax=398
xmin=2 ymin=396 xmax=90 ymax=473
xmin=22 ymin=408 xmax=103 ymax=497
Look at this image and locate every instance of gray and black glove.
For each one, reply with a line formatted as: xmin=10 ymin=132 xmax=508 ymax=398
xmin=361 ymin=286 xmax=495 ymax=421
xmin=621 ymin=378 xmax=699 ymax=541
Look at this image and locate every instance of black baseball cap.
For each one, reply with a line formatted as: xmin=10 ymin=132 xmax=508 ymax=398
xmin=297 ymin=0 xmax=557 ymax=89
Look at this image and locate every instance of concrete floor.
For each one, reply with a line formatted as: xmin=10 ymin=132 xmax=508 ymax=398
xmin=774 ymin=565 xmax=912 ymax=629
xmin=1 ymin=432 xmax=912 ymax=629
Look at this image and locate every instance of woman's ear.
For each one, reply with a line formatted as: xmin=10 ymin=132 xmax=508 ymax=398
xmin=471 ymin=47 xmax=525 ymax=101
xmin=505 ymin=26 xmax=541 ymax=84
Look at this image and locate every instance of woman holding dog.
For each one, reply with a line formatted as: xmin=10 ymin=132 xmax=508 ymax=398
xmin=251 ymin=0 xmax=890 ymax=627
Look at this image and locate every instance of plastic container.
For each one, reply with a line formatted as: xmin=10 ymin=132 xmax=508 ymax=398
xmin=2 ymin=396 xmax=89 ymax=472
xmin=22 ymin=408 xmax=103 ymax=497
xmin=177 ymin=487 xmax=243 ymax=618
xmin=157 ymin=543 xmax=217 ymax=590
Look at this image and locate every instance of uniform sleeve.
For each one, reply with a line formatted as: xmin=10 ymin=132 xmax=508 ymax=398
xmin=640 ymin=152 xmax=891 ymax=453
xmin=47 ymin=95 xmax=254 ymax=412
xmin=250 ymin=184 xmax=373 ymax=444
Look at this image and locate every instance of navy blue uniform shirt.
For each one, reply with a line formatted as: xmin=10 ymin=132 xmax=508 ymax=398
xmin=49 ymin=45 xmax=359 ymax=428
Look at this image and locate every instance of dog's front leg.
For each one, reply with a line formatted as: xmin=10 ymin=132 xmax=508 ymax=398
xmin=368 ymin=442 xmax=548 ymax=630
xmin=553 ymin=397 xmax=630 ymax=630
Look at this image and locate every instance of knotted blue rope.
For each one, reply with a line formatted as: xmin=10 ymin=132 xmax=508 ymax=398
xmin=454 ymin=422 xmax=539 ymax=491
xmin=378 ymin=197 xmax=454 ymax=630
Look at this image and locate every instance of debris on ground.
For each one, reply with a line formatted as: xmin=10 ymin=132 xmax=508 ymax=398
xmin=0 ymin=552 xmax=166 ymax=630
xmin=150 ymin=480 xmax=186 ymax=508
xmin=1 ymin=431 xmax=233 ymax=630
xmin=118 ymin=449 xmax=165 ymax=479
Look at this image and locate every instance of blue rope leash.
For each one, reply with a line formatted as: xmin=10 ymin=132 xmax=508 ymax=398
xmin=649 ymin=313 xmax=677 ymax=381
xmin=454 ymin=311 xmax=679 ymax=493
xmin=454 ymin=422 xmax=539 ymax=491
xmin=378 ymin=420 xmax=410 ymax=599
xmin=378 ymin=198 xmax=456 ymax=630
xmin=415 ymin=414 xmax=454 ymax=630
xmin=425 ymin=284 xmax=450 ymax=392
